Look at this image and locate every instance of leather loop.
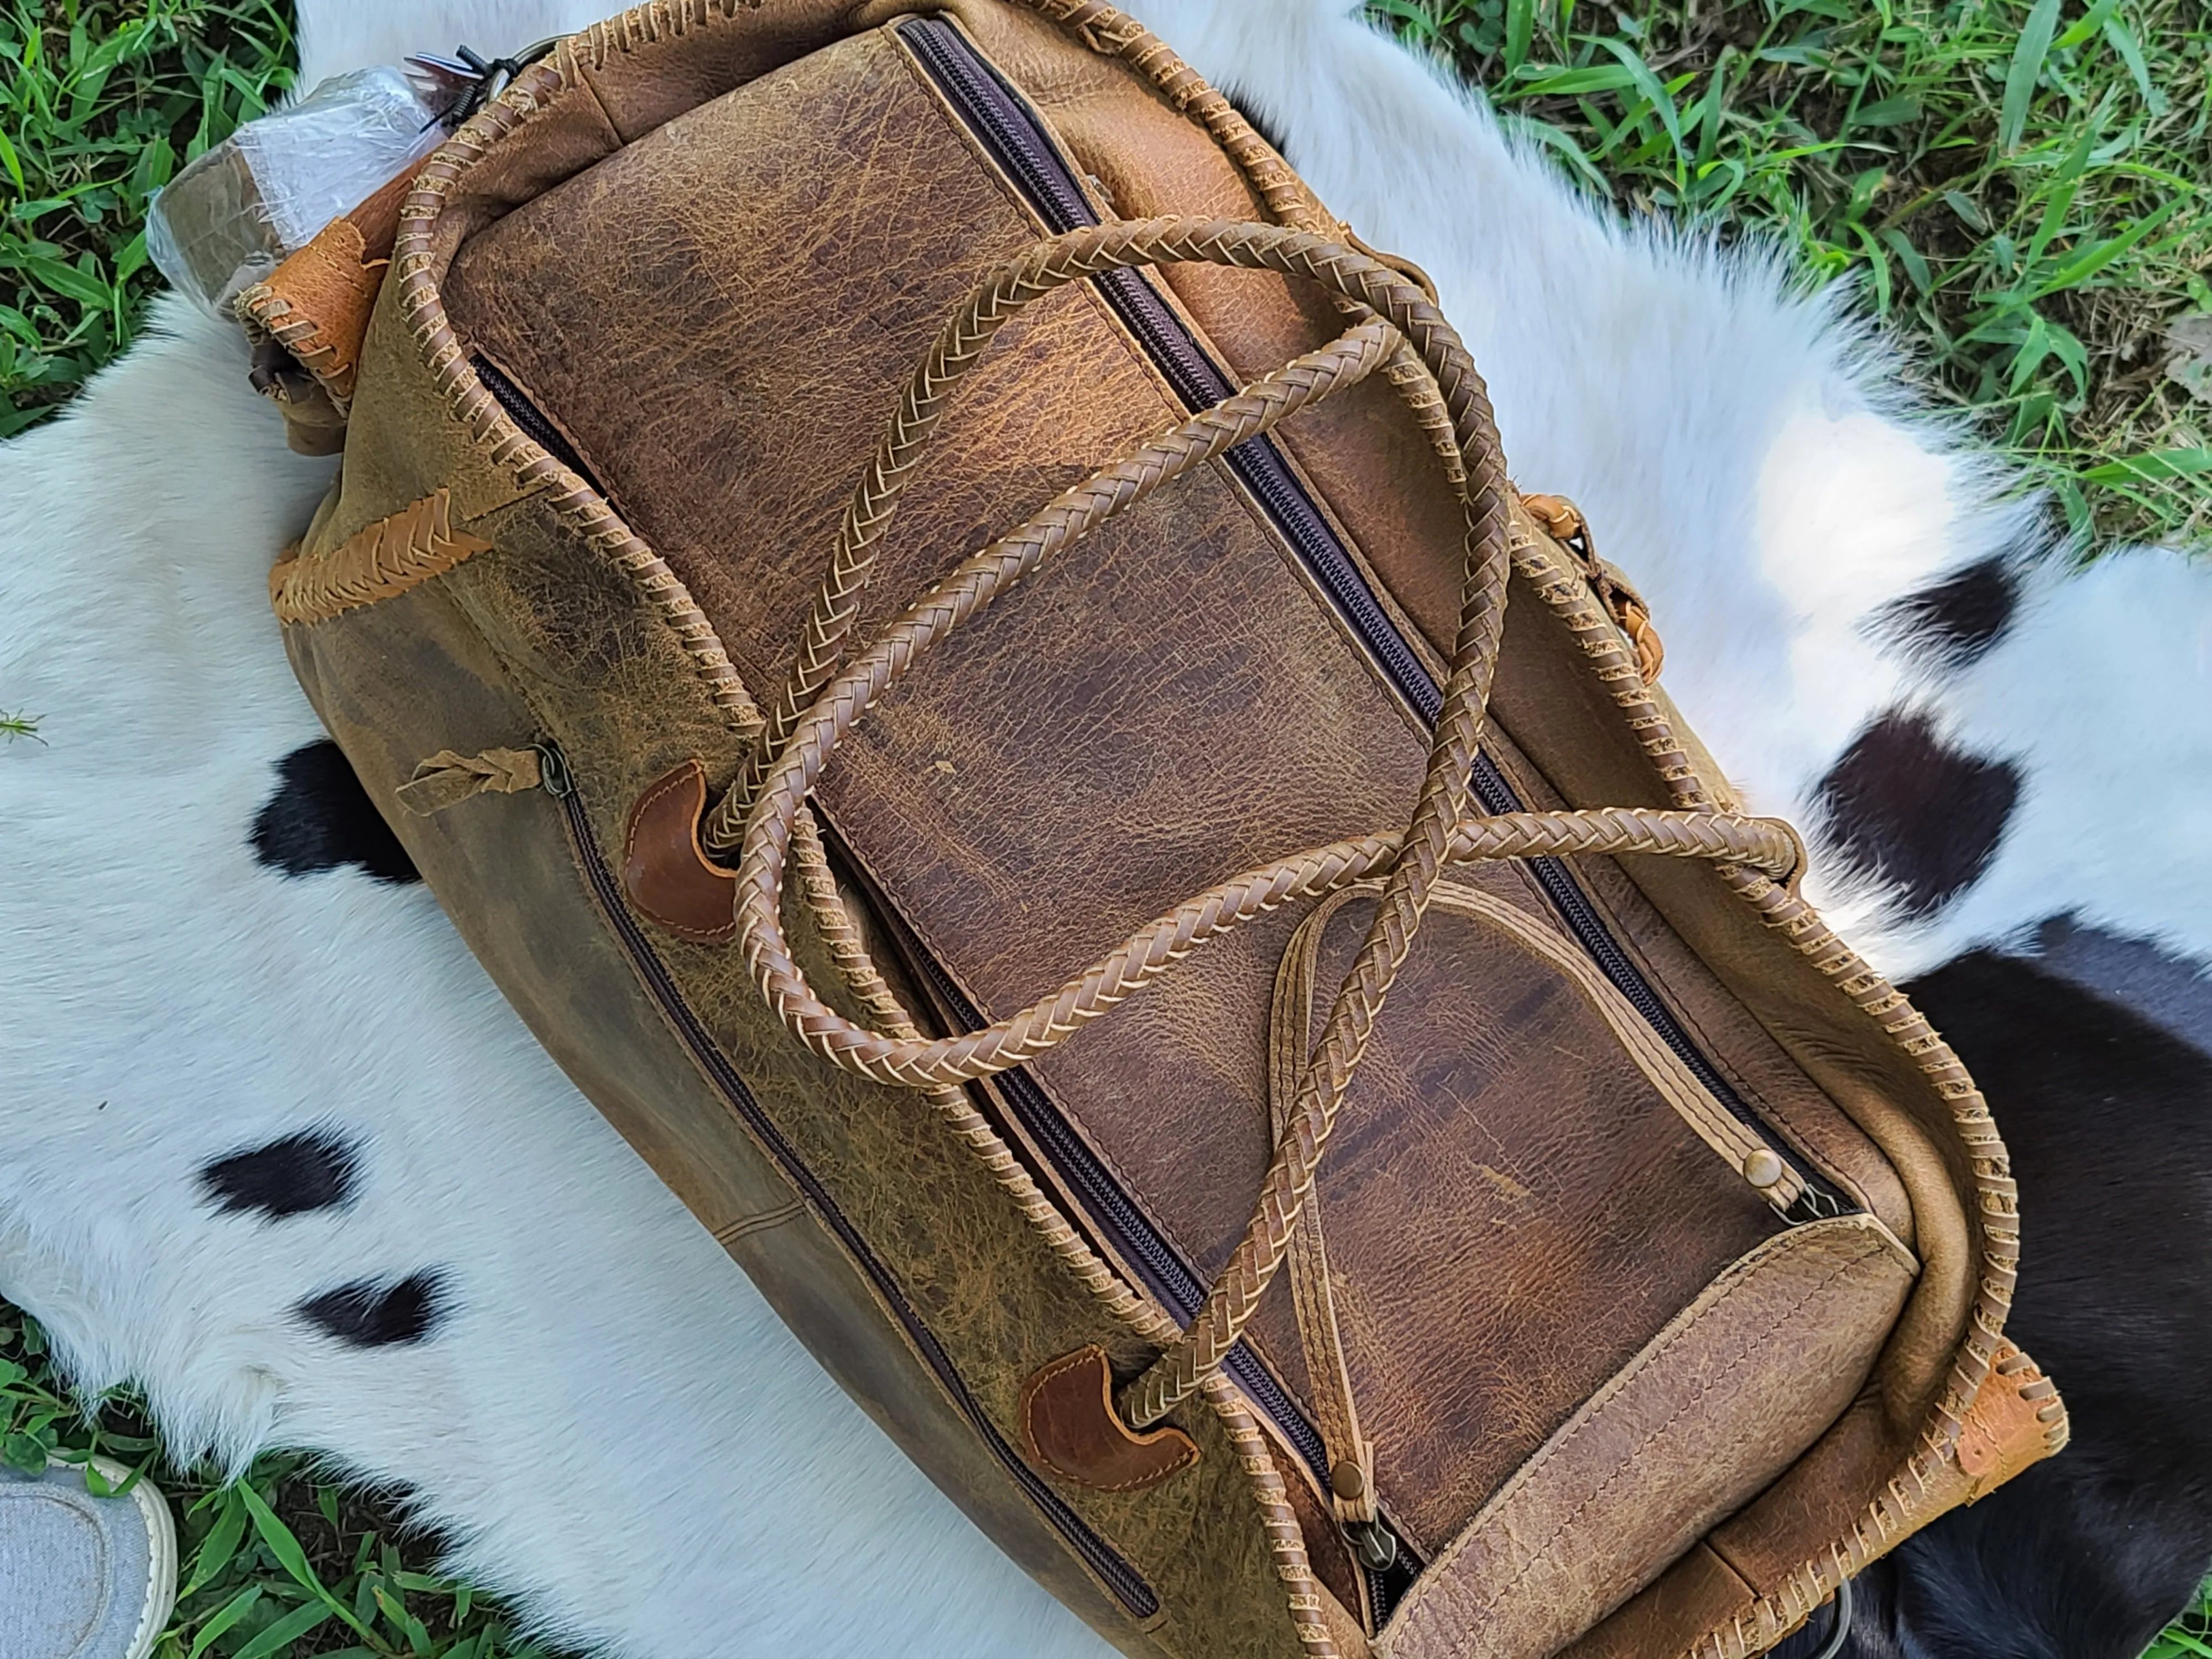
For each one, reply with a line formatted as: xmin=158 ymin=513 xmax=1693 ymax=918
xmin=622 ymin=761 xmax=738 ymax=942
xmin=1020 ymin=1346 xmax=1199 ymax=1491
xmin=395 ymin=746 xmax=543 ymax=815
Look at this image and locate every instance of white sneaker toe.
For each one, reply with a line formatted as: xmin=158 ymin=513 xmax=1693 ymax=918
xmin=0 ymin=1460 xmax=176 ymax=1659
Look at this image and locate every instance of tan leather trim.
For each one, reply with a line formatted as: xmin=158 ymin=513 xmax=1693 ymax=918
xmin=1020 ymin=1345 xmax=1199 ymax=1492
xmin=1955 ymin=1340 xmax=2068 ymax=1498
xmin=621 ymin=761 xmax=738 ymax=942
xmin=1381 ymin=1217 xmax=1915 ymax=1659
xmin=235 ymin=166 xmax=415 ymax=413
xmin=269 ymin=488 xmax=493 ymax=626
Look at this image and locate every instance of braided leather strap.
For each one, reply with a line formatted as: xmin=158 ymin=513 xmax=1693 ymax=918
xmin=724 ymin=215 xmax=1806 ymax=1431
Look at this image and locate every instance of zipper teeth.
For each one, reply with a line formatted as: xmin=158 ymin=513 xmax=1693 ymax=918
xmin=907 ymin=946 xmax=1340 ymax=1491
xmin=899 ymin=15 xmax=1846 ymax=1225
xmin=552 ymin=770 xmax=1160 ymax=1620
xmin=473 ymin=353 xmax=608 ymax=498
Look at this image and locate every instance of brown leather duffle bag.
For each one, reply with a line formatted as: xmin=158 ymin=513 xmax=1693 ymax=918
xmin=238 ymin=4 xmax=2068 ymax=1654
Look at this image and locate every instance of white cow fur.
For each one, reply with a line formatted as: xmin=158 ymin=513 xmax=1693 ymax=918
xmin=1 ymin=2 xmax=2206 ymax=1656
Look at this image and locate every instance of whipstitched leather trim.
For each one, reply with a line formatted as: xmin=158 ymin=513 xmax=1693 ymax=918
xmin=390 ymin=13 xmax=1339 ymax=1647
xmin=269 ymin=489 xmax=493 ymax=626
xmin=238 ymin=272 xmax=357 ymax=409
xmin=382 ymin=8 xmax=2043 ymax=1657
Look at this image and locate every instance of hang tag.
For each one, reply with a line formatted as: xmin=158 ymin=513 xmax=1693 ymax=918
xmin=147 ymin=62 xmax=464 ymax=317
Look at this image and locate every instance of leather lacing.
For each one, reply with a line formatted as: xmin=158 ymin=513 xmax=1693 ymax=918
xmin=696 ymin=214 xmax=1809 ymax=1486
xmin=384 ymin=7 xmax=2043 ymax=1646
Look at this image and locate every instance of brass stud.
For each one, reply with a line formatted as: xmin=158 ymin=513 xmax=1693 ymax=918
xmin=1742 ymin=1148 xmax=1786 ymax=1191
xmin=1330 ymin=1459 xmax=1368 ymax=1501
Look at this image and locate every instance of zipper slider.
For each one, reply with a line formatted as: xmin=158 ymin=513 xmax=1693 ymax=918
xmin=533 ymin=739 xmax=573 ymax=799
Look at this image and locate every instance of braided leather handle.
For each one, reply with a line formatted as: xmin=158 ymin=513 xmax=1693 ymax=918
xmin=722 ymin=215 xmax=1803 ymax=1428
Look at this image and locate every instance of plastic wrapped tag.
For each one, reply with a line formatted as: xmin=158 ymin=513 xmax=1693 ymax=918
xmin=148 ymin=65 xmax=445 ymax=316
xmin=147 ymin=60 xmax=472 ymax=317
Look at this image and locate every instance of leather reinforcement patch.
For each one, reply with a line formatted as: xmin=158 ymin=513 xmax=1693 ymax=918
xmin=1956 ymin=1341 xmax=2068 ymax=1499
xmin=1020 ymin=1346 xmax=1198 ymax=1493
xmin=623 ymin=761 xmax=738 ymax=943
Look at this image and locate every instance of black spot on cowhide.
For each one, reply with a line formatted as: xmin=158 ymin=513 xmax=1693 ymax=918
xmin=201 ymin=1129 xmax=358 ymax=1219
xmin=298 ymin=1271 xmax=451 ymax=1347
xmin=2030 ymin=915 xmax=2212 ymax=1058
xmin=1808 ymin=950 xmax=2212 ymax=1658
xmin=1814 ymin=710 xmax=2019 ymax=920
xmin=251 ymin=741 xmax=420 ymax=884
xmin=1872 ymin=555 xmax=2021 ymax=669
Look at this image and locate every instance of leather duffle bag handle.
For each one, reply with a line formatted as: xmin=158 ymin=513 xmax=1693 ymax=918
xmin=708 ymin=213 xmax=1806 ymax=1439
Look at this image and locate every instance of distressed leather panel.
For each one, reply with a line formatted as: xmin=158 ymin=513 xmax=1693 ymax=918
xmin=441 ymin=12 xmax=1922 ymax=1577
xmin=1556 ymin=1543 xmax=1763 ymax=1659
xmin=1382 ymin=1217 xmax=1914 ymax=1659
xmin=443 ymin=28 xmax=1053 ymax=700
xmin=1279 ymin=885 xmax=1781 ymax=1554
xmin=920 ymin=0 xmax=1914 ymax=1245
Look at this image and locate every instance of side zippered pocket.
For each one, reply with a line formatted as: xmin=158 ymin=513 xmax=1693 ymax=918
xmin=528 ymin=741 xmax=1163 ymax=1622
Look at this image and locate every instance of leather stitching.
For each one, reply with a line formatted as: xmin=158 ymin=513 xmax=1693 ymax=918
xmin=1022 ymin=1348 xmax=1200 ymax=1493
xmin=622 ymin=761 xmax=736 ymax=942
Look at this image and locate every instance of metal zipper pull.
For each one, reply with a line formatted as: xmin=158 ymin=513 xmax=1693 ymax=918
xmin=406 ymin=38 xmax=564 ymax=131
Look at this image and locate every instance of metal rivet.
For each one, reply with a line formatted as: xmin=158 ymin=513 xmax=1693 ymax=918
xmin=1742 ymin=1148 xmax=1786 ymax=1190
xmin=1330 ymin=1459 xmax=1367 ymax=1501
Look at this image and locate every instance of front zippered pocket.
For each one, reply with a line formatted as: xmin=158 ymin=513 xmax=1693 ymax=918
xmin=533 ymin=743 xmax=1161 ymax=1622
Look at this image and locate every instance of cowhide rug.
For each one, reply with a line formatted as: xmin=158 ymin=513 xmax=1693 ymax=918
xmin=4 ymin=3 xmax=2209 ymax=1657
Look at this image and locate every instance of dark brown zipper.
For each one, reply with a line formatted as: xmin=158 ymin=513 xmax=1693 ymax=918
xmin=854 ymin=863 xmax=1425 ymax=1623
xmin=463 ymin=23 xmax=1855 ymax=1625
xmin=531 ymin=742 xmax=1160 ymax=1620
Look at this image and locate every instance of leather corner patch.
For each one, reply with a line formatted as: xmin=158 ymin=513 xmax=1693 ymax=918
xmin=622 ymin=760 xmax=738 ymax=942
xmin=269 ymin=216 xmax=384 ymax=379
xmin=1957 ymin=1340 xmax=2066 ymax=1498
xmin=1020 ymin=1345 xmax=1198 ymax=1493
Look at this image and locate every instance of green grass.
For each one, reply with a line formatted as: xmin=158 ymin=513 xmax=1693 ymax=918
xmin=2150 ymin=1592 xmax=2212 ymax=1659
xmin=0 ymin=0 xmax=294 ymax=437
xmin=2 ymin=0 xmax=2209 ymax=1655
xmin=3 ymin=1310 xmax=552 ymax=1659
xmin=1378 ymin=0 xmax=2212 ymax=549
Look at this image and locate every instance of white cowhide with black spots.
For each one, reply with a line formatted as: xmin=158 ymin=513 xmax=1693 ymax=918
xmin=3 ymin=4 xmax=2209 ymax=1657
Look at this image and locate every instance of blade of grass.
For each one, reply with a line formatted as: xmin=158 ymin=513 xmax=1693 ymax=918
xmin=2002 ymin=0 xmax=2065 ymax=151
